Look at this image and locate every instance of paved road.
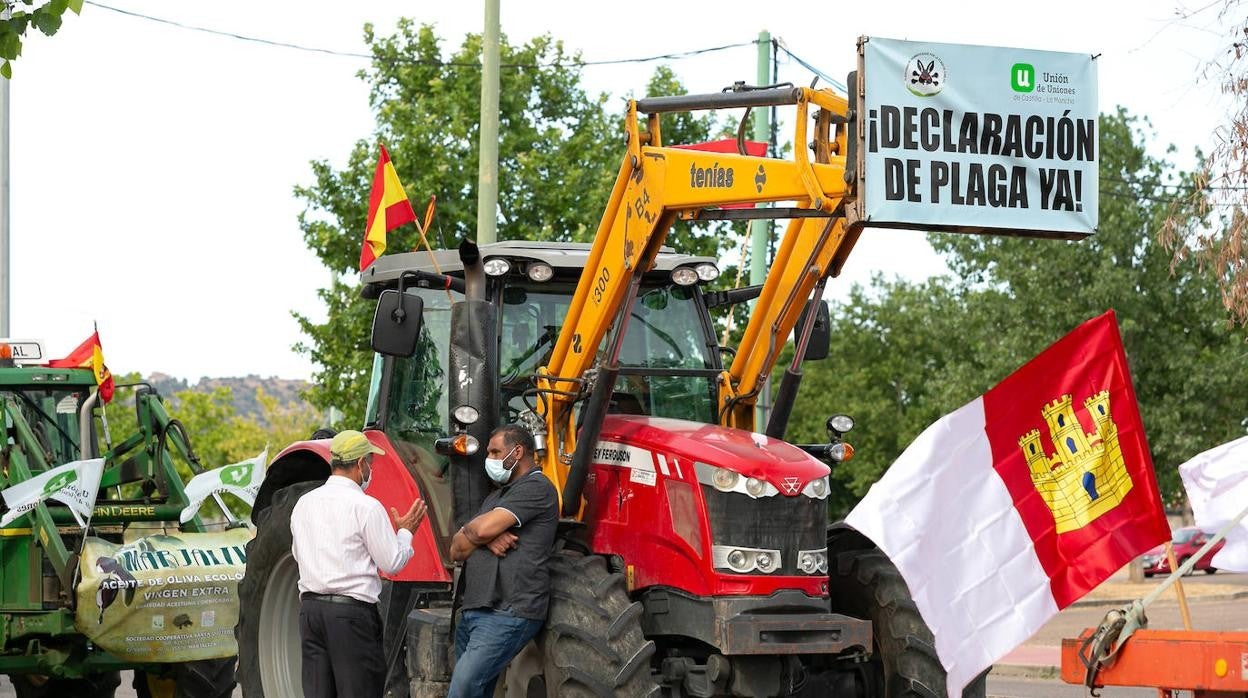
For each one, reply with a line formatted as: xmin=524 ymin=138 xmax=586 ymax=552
xmin=1029 ymin=587 xmax=1248 ymax=647
xmin=988 ymin=676 xmax=1155 ymax=697
xmin=0 ymin=673 xmax=243 ymax=697
xmin=1 ymin=572 xmax=1244 ymax=697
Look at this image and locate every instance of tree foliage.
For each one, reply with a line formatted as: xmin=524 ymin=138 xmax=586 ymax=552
xmin=0 ymin=0 xmax=82 ymax=78
xmin=293 ymin=24 xmax=732 ymax=425
xmin=104 ymin=378 xmax=316 ymax=518
xmin=1161 ymin=2 xmax=1248 ymax=324
xmin=787 ymin=110 xmax=1248 ymax=515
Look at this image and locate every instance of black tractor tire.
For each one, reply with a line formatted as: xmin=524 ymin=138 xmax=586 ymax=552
xmin=537 ymin=550 xmax=660 ymax=697
xmin=1206 ymin=567 xmax=1218 ymax=575
xmin=9 ymin=671 xmax=121 ymax=698
xmin=135 ymin=658 xmax=238 ymax=698
xmin=236 ymin=480 xmax=323 ymax=698
xmin=829 ymin=548 xmax=987 ymax=698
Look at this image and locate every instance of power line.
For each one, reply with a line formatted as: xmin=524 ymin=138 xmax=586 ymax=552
xmin=83 ymin=1 xmax=753 ymax=69
xmin=1102 ymin=174 xmax=1248 ymax=193
xmin=773 ymin=38 xmax=847 ymax=93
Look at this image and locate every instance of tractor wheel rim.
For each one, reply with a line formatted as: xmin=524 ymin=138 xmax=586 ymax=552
xmin=258 ymin=551 xmax=302 ymax=697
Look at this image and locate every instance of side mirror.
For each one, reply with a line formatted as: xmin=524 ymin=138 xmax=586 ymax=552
xmin=797 ymin=299 xmax=831 ymax=362
xmin=371 ymin=290 xmax=425 ymax=357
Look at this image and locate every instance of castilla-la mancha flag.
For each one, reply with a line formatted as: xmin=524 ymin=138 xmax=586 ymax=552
xmin=846 ymin=311 xmax=1169 ymax=695
xmin=360 ymin=144 xmax=417 ymax=271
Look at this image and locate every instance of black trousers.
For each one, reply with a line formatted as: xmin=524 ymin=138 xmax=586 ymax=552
xmin=299 ymin=595 xmax=386 ymax=698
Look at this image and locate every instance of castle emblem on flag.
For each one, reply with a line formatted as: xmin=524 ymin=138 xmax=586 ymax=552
xmin=1018 ymin=390 xmax=1133 ymax=533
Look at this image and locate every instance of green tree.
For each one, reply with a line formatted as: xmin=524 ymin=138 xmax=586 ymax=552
xmin=0 ymin=0 xmax=82 ymax=78
xmin=294 ymin=24 xmax=743 ymax=425
xmin=787 ymin=109 xmax=1248 ymax=513
xmin=103 ymin=381 xmax=316 ymax=519
xmin=1161 ymin=3 xmax=1248 ymax=325
xmin=294 ymin=23 xmax=619 ymax=425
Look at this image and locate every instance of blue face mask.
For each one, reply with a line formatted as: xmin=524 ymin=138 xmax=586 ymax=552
xmin=484 ymin=447 xmax=519 ymax=485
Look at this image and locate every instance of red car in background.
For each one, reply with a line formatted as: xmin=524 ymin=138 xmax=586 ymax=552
xmin=1141 ymin=526 xmax=1226 ymax=577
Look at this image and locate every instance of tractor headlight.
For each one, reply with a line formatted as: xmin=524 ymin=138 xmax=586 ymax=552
xmin=711 ymin=468 xmax=740 ymax=492
xmin=714 ymin=546 xmax=782 ymax=574
xmin=827 ymin=414 xmax=855 ymax=434
xmin=483 ymin=258 xmax=511 ymax=276
xmin=802 ymin=476 xmax=830 ymax=500
xmin=798 ymin=552 xmax=819 ymax=574
xmin=452 ymin=405 xmax=480 ymax=425
xmin=696 ymin=463 xmax=777 ymax=498
xmin=745 ymin=477 xmax=767 ymax=497
xmin=798 ymin=548 xmax=828 ymax=575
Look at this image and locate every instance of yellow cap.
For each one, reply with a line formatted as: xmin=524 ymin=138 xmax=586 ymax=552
xmin=330 ymin=430 xmax=385 ymax=461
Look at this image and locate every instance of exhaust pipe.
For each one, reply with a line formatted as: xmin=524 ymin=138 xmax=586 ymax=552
xmin=449 ymin=239 xmax=499 ymax=528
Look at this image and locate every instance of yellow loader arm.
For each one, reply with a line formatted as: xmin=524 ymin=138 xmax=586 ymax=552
xmin=536 ymin=86 xmax=859 ymax=516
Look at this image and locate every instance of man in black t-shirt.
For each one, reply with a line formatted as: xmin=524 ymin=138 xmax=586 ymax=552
xmin=448 ymin=424 xmax=558 ymax=698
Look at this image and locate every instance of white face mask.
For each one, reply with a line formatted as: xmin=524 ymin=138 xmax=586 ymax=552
xmin=359 ymin=459 xmax=373 ymax=491
xmin=485 ymin=447 xmax=520 ymax=485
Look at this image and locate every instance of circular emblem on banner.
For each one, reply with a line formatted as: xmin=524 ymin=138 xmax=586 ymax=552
xmin=904 ymin=53 xmax=946 ymax=97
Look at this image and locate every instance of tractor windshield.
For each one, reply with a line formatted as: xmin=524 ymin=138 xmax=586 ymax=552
xmin=501 ymin=282 xmax=719 ymax=423
xmin=0 ymin=387 xmax=88 ymax=467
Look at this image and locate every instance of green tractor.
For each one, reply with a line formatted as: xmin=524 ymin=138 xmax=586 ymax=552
xmin=0 ymin=340 xmax=238 ymax=697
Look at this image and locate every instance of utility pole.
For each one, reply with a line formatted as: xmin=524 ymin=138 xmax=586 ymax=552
xmin=750 ymin=31 xmax=772 ymax=425
xmin=475 ymin=0 xmax=501 ymax=245
xmin=1 ymin=74 xmax=10 ymax=337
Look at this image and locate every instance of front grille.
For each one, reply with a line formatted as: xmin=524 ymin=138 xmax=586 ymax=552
xmin=701 ymin=485 xmax=825 ymax=575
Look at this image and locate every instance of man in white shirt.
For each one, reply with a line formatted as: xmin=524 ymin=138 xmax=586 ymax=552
xmin=291 ymin=430 xmax=427 ymax=698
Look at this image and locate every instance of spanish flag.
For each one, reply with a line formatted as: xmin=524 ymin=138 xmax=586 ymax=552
xmin=360 ymin=144 xmax=418 ymax=271
xmin=46 ymin=331 xmax=115 ymax=403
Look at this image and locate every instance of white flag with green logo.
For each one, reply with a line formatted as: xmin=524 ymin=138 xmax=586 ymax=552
xmin=179 ymin=449 xmax=267 ymax=523
xmin=1 ymin=458 xmax=106 ymax=528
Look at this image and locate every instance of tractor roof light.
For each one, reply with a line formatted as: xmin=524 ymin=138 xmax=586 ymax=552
xmin=670 ymin=267 xmax=699 ymax=286
xmin=694 ymin=263 xmax=720 ymax=282
xmin=526 ymin=262 xmax=554 ymax=282
xmin=483 ymin=258 xmax=511 ymax=276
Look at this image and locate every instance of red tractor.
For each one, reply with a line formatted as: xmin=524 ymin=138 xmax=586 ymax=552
xmin=236 ymin=85 xmax=984 ymax=697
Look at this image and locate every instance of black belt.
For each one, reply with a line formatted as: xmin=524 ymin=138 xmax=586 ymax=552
xmin=301 ymin=592 xmax=375 ymax=609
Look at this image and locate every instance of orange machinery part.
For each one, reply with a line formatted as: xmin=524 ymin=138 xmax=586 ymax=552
xmin=1062 ymin=629 xmax=1248 ymax=697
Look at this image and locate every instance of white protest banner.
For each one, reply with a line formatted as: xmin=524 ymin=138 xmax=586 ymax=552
xmin=179 ymin=449 xmax=267 ymax=523
xmin=1 ymin=458 xmax=105 ymax=528
xmin=859 ymin=36 xmax=1098 ymax=237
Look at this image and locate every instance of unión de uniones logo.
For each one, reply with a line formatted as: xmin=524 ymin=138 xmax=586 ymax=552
xmin=904 ymin=52 xmax=945 ymax=97
xmin=1011 ymin=63 xmax=1035 ymax=93
xmin=42 ymin=470 xmax=78 ymax=495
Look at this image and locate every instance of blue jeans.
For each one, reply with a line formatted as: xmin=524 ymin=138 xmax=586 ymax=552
xmin=448 ymin=608 xmax=543 ymax=698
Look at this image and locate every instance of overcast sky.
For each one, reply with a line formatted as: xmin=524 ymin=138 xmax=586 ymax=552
xmin=6 ymin=0 xmax=1237 ymax=382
